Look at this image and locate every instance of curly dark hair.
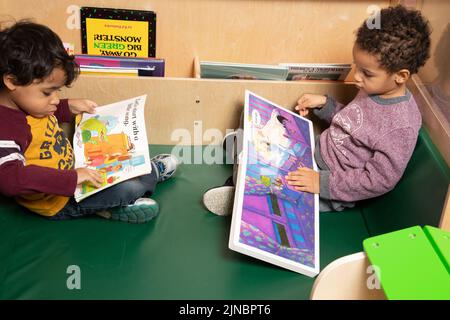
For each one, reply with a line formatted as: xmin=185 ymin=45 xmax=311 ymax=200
xmin=0 ymin=20 xmax=79 ymax=89
xmin=356 ymin=5 xmax=431 ymax=74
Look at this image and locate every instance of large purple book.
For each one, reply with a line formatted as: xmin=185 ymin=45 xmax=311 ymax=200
xmin=229 ymin=91 xmax=319 ymax=277
xmin=75 ymin=54 xmax=165 ymax=77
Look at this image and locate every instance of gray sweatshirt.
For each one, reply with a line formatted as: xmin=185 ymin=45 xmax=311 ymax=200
xmin=314 ymin=89 xmax=422 ymax=202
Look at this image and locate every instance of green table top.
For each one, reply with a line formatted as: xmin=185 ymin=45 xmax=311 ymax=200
xmin=364 ymin=225 xmax=450 ymax=300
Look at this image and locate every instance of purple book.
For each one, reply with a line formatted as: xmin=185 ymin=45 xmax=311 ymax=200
xmin=229 ymin=90 xmax=319 ymax=277
xmin=75 ymin=54 xmax=165 ymax=77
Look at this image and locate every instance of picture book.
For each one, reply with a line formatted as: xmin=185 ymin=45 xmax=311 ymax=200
xmin=200 ymin=61 xmax=289 ymax=81
xmin=81 ymin=7 xmax=157 ymax=58
xmin=73 ymin=95 xmax=151 ymax=202
xmin=279 ymin=63 xmax=352 ymax=81
xmin=229 ymin=90 xmax=320 ymax=277
xmin=75 ymin=54 xmax=165 ymax=77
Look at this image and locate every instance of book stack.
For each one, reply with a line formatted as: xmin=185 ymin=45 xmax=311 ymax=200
xmin=77 ymin=6 xmax=162 ymax=77
xmin=80 ymin=7 xmax=157 ymax=58
xmin=200 ymin=61 xmax=352 ymax=81
xmin=75 ymin=55 xmax=165 ymax=77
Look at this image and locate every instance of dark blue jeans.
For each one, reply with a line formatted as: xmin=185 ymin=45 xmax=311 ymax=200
xmin=52 ymin=163 xmax=158 ymax=220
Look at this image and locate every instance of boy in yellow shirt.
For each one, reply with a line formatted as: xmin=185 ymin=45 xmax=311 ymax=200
xmin=0 ymin=21 xmax=177 ymax=223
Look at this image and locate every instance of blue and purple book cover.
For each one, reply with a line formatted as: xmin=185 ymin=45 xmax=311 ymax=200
xmin=229 ymin=91 xmax=319 ymax=277
xmin=75 ymin=54 xmax=165 ymax=77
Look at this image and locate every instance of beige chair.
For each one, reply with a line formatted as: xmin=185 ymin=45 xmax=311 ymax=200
xmin=310 ymin=252 xmax=386 ymax=300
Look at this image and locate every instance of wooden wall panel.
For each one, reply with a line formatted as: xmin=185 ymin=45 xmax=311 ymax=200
xmin=1 ymin=0 xmax=448 ymax=231
xmin=410 ymin=75 xmax=450 ymax=166
xmin=0 ymin=0 xmax=389 ymax=77
xmin=417 ymin=0 xmax=450 ymax=84
xmin=61 ymin=76 xmax=358 ymax=145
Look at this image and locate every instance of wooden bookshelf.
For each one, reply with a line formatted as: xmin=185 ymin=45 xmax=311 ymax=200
xmin=2 ymin=0 xmax=449 ymax=230
xmin=1 ymin=0 xmax=389 ymax=78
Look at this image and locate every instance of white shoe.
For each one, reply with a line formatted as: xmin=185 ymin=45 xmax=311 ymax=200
xmin=203 ymin=186 xmax=235 ymax=216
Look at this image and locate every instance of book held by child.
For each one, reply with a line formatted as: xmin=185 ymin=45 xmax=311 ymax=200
xmin=73 ymin=95 xmax=152 ymax=201
xmin=229 ymin=91 xmax=320 ymax=277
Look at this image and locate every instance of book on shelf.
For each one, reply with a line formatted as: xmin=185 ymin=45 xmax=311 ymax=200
xmin=279 ymin=63 xmax=352 ymax=81
xmin=199 ymin=60 xmax=352 ymax=81
xmin=80 ymin=7 xmax=157 ymax=58
xmin=73 ymin=95 xmax=151 ymax=202
xmin=75 ymin=54 xmax=165 ymax=77
xmin=79 ymin=66 xmax=155 ymax=77
xmin=200 ymin=61 xmax=289 ymax=81
xmin=229 ymin=90 xmax=319 ymax=277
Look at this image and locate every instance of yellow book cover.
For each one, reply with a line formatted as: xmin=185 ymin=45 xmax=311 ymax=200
xmin=81 ymin=7 xmax=156 ymax=58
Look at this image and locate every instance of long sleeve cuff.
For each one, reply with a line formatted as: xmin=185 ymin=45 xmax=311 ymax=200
xmin=22 ymin=165 xmax=78 ymax=197
xmin=313 ymin=95 xmax=337 ymax=123
xmin=0 ymin=160 xmax=78 ymax=198
xmin=319 ymin=169 xmax=332 ymax=200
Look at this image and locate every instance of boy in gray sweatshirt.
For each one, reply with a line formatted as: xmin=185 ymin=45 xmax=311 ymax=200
xmin=203 ymin=5 xmax=431 ymax=214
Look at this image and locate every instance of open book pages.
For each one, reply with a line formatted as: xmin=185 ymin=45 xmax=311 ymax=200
xmin=228 ymin=90 xmax=320 ymax=277
xmin=73 ymin=95 xmax=151 ymax=202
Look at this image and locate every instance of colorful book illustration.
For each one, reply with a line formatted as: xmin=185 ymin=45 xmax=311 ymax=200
xmin=363 ymin=225 xmax=450 ymax=299
xmin=279 ymin=63 xmax=352 ymax=81
xmin=73 ymin=95 xmax=151 ymax=202
xmin=81 ymin=7 xmax=157 ymax=58
xmin=200 ymin=61 xmax=289 ymax=81
xmin=75 ymin=54 xmax=165 ymax=77
xmin=229 ymin=91 xmax=319 ymax=277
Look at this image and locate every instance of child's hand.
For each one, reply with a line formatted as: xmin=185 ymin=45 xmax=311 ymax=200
xmin=68 ymin=99 xmax=98 ymax=115
xmin=295 ymin=94 xmax=327 ymax=117
xmin=285 ymin=167 xmax=320 ymax=194
xmin=76 ymin=168 xmax=103 ymax=188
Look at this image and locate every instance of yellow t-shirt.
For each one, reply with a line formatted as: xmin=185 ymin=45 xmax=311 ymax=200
xmin=16 ymin=115 xmax=74 ymax=216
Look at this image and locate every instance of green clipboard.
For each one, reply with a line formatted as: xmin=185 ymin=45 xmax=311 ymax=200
xmin=363 ymin=226 xmax=450 ymax=300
